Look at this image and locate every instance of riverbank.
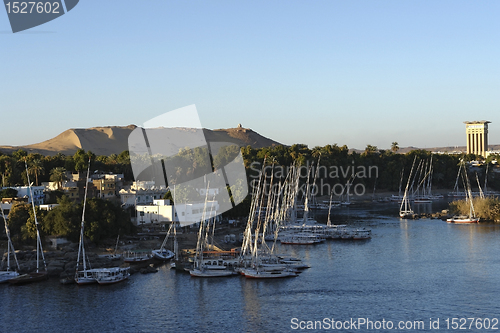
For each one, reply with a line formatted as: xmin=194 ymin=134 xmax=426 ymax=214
xmin=1 ymin=223 xmax=247 ymax=278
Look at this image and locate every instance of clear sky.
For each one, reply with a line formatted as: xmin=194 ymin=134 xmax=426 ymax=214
xmin=1 ymin=0 xmax=499 ymax=150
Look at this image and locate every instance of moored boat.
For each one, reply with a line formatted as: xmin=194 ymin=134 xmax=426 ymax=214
xmin=123 ymin=251 xmax=153 ymax=264
xmin=0 ymin=207 xmax=20 ymax=283
xmin=75 ymin=159 xmax=98 ymax=285
xmin=447 ymin=160 xmax=479 ymax=224
xmin=8 ymin=272 xmax=48 ymax=285
xmin=152 ymin=222 xmax=176 ymax=261
xmin=189 ymin=268 xmax=235 ymax=277
xmin=446 ymin=216 xmax=479 ymax=224
xmin=94 ymin=267 xmax=130 ymax=285
xmin=0 ymin=271 xmax=20 ymax=284
xmin=10 ymin=160 xmax=48 ymax=285
xmin=242 ymin=268 xmax=297 ymax=279
xmin=280 ymin=233 xmax=324 ymax=245
xmin=352 ymin=228 xmax=372 ymax=240
xmin=152 ymin=249 xmax=175 ymax=261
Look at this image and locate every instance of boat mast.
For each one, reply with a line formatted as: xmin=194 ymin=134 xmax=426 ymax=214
xmin=2 ymin=207 xmax=20 ymax=272
xmin=327 ymin=188 xmax=334 ymax=226
xmin=76 ymin=158 xmax=91 ymax=276
xmin=484 ymin=163 xmax=489 ymax=194
xmin=25 ymin=159 xmax=47 ymax=273
xmin=400 ymin=157 xmax=417 ymax=215
xmin=302 ymin=165 xmax=312 ymax=225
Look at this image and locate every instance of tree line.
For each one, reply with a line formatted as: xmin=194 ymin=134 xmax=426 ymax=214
xmin=6 ymin=196 xmax=135 ymax=245
xmin=0 ymin=148 xmax=133 ymax=188
xmin=2 ymin=143 xmax=500 ymax=231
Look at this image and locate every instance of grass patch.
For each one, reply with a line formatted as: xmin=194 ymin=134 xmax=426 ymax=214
xmin=449 ymin=197 xmax=500 ymax=222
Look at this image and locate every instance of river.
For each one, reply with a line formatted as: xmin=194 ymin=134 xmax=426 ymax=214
xmin=2 ymin=201 xmax=500 ymax=332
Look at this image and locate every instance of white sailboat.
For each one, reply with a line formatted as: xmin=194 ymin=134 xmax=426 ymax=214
xmin=0 ymin=208 xmax=20 ymax=283
xmin=400 ymin=158 xmax=416 ymax=219
xmin=9 ymin=160 xmax=48 ymax=285
xmin=75 ymin=159 xmax=129 ymax=285
xmin=152 ymin=222 xmax=175 ymax=261
xmin=94 ymin=266 xmax=130 ymax=285
xmin=447 ymin=161 xmax=479 ymax=224
xmin=190 ymin=185 xmax=234 ymax=277
xmin=75 ymin=159 xmax=98 ymax=285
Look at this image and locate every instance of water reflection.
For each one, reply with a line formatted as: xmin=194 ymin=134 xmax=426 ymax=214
xmin=4 ymin=208 xmax=500 ymax=332
xmin=412 ymin=202 xmax=432 ymax=214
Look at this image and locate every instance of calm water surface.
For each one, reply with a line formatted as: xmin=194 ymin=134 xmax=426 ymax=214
xmin=2 ymin=202 xmax=500 ymax=332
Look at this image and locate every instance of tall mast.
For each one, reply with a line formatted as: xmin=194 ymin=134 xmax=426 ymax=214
xmin=76 ymin=158 xmax=91 ymax=275
xmin=25 ymin=159 xmax=46 ymax=273
xmin=2 ymin=207 xmax=20 ymax=272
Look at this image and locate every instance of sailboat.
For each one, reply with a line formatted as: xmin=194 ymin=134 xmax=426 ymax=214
xmin=9 ymin=160 xmax=48 ymax=285
xmin=0 ymin=208 xmax=20 ymax=283
xmin=340 ymin=175 xmax=356 ymax=206
xmin=447 ymin=161 xmax=479 ymax=224
xmin=75 ymin=159 xmax=98 ymax=285
xmin=75 ymin=159 xmax=129 ymax=285
xmin=399 ymin=157 xmax=416 ymax=219
xmin=190 ymin=186 xmax=234 ymax=277
xmin=152 ymin=222 xmax=175 ymax=261
xmin=98 ymin=234 xmax=122 ymax=260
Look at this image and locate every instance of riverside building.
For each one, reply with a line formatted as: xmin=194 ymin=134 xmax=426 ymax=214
xmin=465 ymin=120 xmax=490 ymax=158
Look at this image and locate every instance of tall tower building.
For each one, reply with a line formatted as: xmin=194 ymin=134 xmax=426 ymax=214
xmin=464 ymin=121 xmax=490 ymax=158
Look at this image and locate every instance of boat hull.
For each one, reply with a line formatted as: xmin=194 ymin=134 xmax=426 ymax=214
xmin=0 ymin=271 xmax=20 ymax=283
xmin=123 ymin=255 xmax=153 ymax=264
xmin=243 ymin=269 xmax=297 ymax=279
xmin=8 ymin=272 xmax=48 ymax=285
xmin=94 ymin=267 xmax=130 ymax=285
xmin=152 ymin=249 xmax=175 ymax=261
xmin=446 ymin=218 xmax=479 ymax=224
xmin=189 ymin=269 xmax=234 ymax=277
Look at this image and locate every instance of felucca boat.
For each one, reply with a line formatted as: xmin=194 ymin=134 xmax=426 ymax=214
xmin=9 ymin=160 xmax=48 ymax=285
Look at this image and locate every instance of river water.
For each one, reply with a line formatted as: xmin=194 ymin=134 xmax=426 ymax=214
xmin=2 ymin=201 xmax=500 ymax=332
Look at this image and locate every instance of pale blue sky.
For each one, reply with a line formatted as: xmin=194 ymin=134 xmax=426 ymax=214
xmin=1 ymin=0 xmax=499 ymax=150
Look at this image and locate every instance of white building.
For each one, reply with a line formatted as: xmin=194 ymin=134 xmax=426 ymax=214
xmin=135 ymin=199 xmax=219 ymax=227
xmin=136 ymin=199 xmax=174 ymax=226
xmin=119 ymin=181 xmax=169 ymax=207
xmin=2 ymin=186 xmax=45 ymax=205
xmin=39 ymin=204 xmax=60 ymax=211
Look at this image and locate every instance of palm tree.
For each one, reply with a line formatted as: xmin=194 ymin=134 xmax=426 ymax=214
xmin=50 ymin=167 xmax=67 ymax=190
xmin=391 ymin=142 xmax=399 ymax=153
xmin=363 ymin=145 xmax=378 ymax=156
xmin=29 ymin=159 xmax=45 ymax=186
xmin=0 ymin=155 xmax=13 ymax=187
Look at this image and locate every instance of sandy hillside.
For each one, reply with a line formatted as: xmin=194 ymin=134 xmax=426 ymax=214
xmin=0 ymin=125 xmax=282 ymax=156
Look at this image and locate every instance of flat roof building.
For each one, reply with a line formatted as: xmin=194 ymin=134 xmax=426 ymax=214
xmin=465 ymin=121 xmax=490 ymax=158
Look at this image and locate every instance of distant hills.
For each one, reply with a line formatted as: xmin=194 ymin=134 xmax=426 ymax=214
xmin=1 ymin=125 xmax=498 ymax=156
xmin=0 ymin=125 xmax=282 ymax=156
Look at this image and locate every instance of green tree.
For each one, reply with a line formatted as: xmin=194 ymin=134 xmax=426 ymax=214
xmin=50 ymin=167 xmax=67 ymax=189
xmin=7 ymin=202 xmax=30 ymax=243
xmin=363 ymin=145 xmax=378 ymax=156
xmin=44 ymin=195 xmax=81 ymax=241
xmin=24 ymin=205 xmax=44 ymax=242
xmin=29 ymin=159 xmax=45 ymax=186
xmin=83 ymin=198 xmax=135 ymax=243
xmin=12 ymin=149 xmax=27 ymax=161
xmin=0 ymin=188 xmax=17 ymax=199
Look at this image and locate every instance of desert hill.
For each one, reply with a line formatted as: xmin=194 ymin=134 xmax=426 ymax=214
xmin=0 ymin=125 xmax=282 ymax=156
